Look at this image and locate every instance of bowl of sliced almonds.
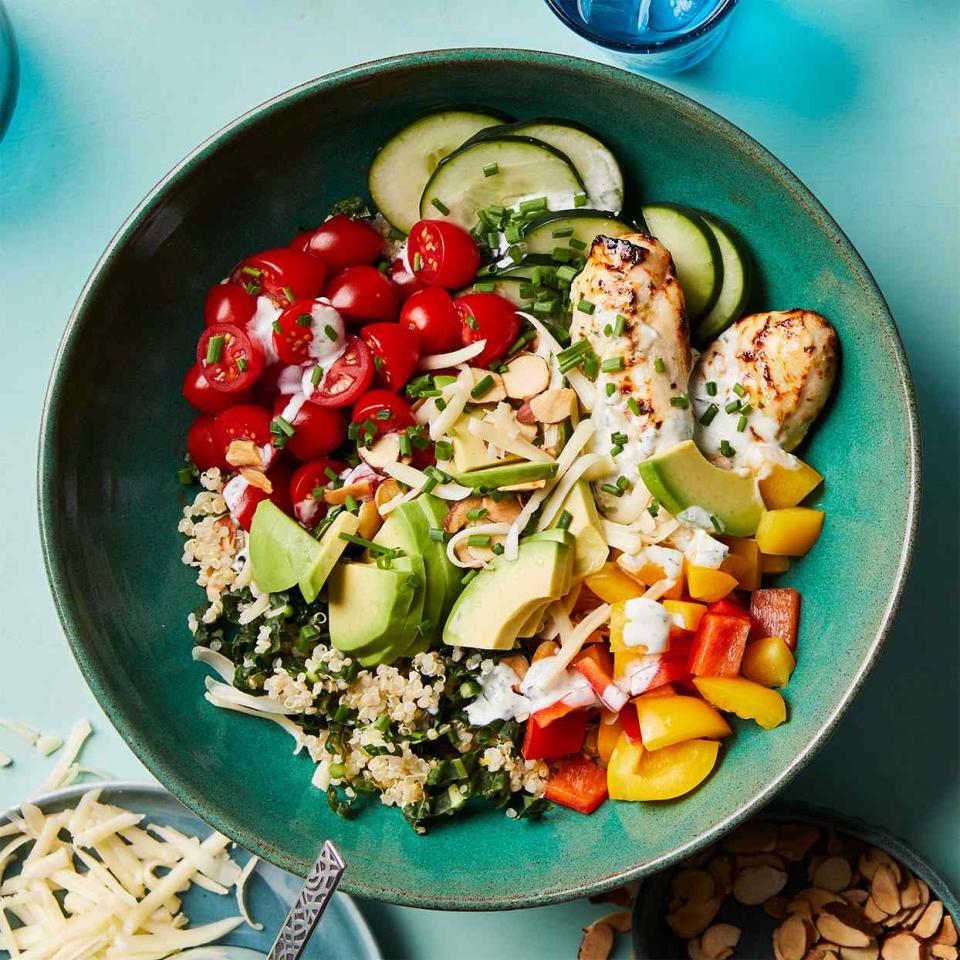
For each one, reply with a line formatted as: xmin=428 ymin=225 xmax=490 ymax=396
xmin=630 ymin=807 xmax=958 ymax=960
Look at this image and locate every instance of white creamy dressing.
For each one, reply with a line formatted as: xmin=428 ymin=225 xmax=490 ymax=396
xmin=619 ymin=544 xmax=683 ymax=581
xmin=464 ymin=656 xmax=599 ymax=726
xmin=619 ymin=653 xmax=665 ymax=696
xmin=247 ymin=295 xmax=282 ymax=365
xmin=304 ymin=300 xmax=346 ymax=365
xmin=685 ymin=528 xmax=729 ymax=569
xmin=279 ymin=392 xmax=308 ymax=426
xmin=222 ymin=474 xmax=251 ymax=522
xmin=276 ymin=364 xmax=305 ymax=395
xmin=621 ymin=596 xmax=672 ymax=653
xmin=676 ymin=506 xmax=715 ymax=530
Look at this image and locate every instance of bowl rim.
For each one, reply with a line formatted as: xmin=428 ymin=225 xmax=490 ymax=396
xmin=37 ymin=47 xmax=922 ymax=910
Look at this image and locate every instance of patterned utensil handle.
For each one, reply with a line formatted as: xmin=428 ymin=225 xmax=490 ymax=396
xmin=267 ymin=840 xmax=346 ymax=960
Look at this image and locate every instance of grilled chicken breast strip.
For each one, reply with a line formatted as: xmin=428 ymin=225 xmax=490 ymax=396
xmin=569 ymin=233 xmax=694 ymax=523
xmin=689 ymin=309 xmax=839 ymax=472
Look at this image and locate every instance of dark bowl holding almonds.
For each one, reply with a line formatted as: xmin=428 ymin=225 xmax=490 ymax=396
xmin=631 ymin=807 xmax=958 ymax=960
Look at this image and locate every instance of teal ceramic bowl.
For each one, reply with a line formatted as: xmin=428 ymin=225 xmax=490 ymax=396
xmin=38 ymin=49 xmax=919 ymax=910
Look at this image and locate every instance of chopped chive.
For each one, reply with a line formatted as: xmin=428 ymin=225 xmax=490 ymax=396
xmin=177 ymin=467 xmax=194 ymax=485
xmin=653 ymin=357 xmax=666 ymax=373
xmin=344 ymin=494 xmax=358 ymax=513
xmin=504 ymin=223 xmax=523 ymax=243
xmin=324 ymin=324 xmax=338 ymax=341
xmin=434 ymin=441 xmax=453 ymax=463
xmin=614 ymin=315 xmax=627 ymax=337
xmin=737 ymin=414 xmax=748 ymax=432
xmin=425 ymin=465 xmax=450 ymax=483
xmin=311 ymin=365 xmax=324 ymax=386
xmin=720 ymin=439 xmax=736 ymax=458
xmin=241 ymin=265 xmax=261 ymax=277
xmin=739 ymin=403 xmax=754 ymax=415
xmin=297 ymin=313 xmax=312 ymax=327
xmin=340 ymin=532 xmax=396 ymax=555
xmin=482 ymin=162 xmax=499 ymax=177
xmin=467 ymin=507 xmax=488 ymax=521
xmin=600 ymin=482 xmax=624 ymax=497
xmin=412 ymin=252 xmax=423 ymax=272
xmin=551 ymin=246 xmax=573 ymax=263
xmin=492 ymin=542 xmax=505 ymax=556
xmin=577 ymin=298 xmax=596 ymax=315
xmin=375 ymin=409 xmax=392 ymax=421
xmin=464 ymin=315 xmax=479 ymax=331
xmin=282 ymin=286 xmax=295 ymax=304
xmin=700 ymin=403 xmax=720 ymax=426
xmin=431 ymin=197 xmax=450 ymax=215
xmin=616 ymin=475 xmax=630 ymax=491
xmin=627 ymin=397 xmax=643 ymax=416
xmin=552 ymin=226 xmax=574 ymax=238
xmin=461 ymin=569 xmax=479 ymax=586
xmin=733 ymin=383 xmax=746 ymax=397
xmin=605 ymin=382 xmax=616 ymax=397
xmin=568 ymin=238 xmax=587 ymax=251
xmin=311 ymin=485 xmax=325 ymax=498
xmin=610 ymin=444 xmax=624 ymax=457
xmin=323 ymin=466 xmax=339 ymax=481
xmin=506 ymin=244 xmax=524 ymax=263
xmin=573 ymin=191 xmax=587 ymax=207
xmin=670 ymin=394 xmax=690 ymax=409
xmin=556 ymin=509 xmax=573 ymax=530
xmin=435 ymin=397 xmax=447 ymax=411
xmin=399 ymin=433 xmax=412 ymax=457
xmin=507 ymin=330 xmax=536 ymax=355
xmin=346 ymin=423 xmax=359 ymax=440
xmin=422 ymin=476 xmax=438 ymax=493
xmin=532 ymin=301 xmax=554 ymax=315
xmin=428 ymin=528 xmax=446 ymax=542
xmin=243 ymin=281 xmax=260 ymax=296
xmin=471 ymin=374 xmax=494 ymax=398
xmin=556 ymin=264 xmax=578 ymax=283
xmin=706 ymin=381 xmax=718 ymax=396
xmin=235 ymin=356 xmax=248 ymax=372
xmin=272 ymin=320 xmax=282 ymax=334
xmin=272 ymin=415 xmax=295 ymax=437
xmin=519 ymin=196 xmax=547 ymax=214
xmin=204 ymin=334 xmax=225 ymax=364
xmin=467 ymin=534 xmax=491 ymax=547
xmin=486 ymin=230 xmax=500 ymax=249
xmin=724 ymin=399 xmax=741 ymax=414
xmin=601 ymin=356 xmax=624 ymax=373
xmin=647 ymin=498 xmax=660 ymax=518
xmin=611 ymin=431 xmax=628 ymax=444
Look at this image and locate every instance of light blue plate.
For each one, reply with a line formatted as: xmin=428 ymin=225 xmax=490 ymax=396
xmin=0 ymin=781 xmax=381 ymax=960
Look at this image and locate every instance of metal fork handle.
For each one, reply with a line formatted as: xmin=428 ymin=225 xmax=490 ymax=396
xmin=267 ymin=840 xmax=347 ymax=960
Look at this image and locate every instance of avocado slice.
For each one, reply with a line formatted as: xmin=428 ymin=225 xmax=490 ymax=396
xmin=356 ymin=554 xmax=426 ymax=666
xmin=454 ymin=460 xmax=558 ymax=489
xmin=414 ymin=494 xmax=462 ymax=623
xmin=249 ymin=501 xmax=325 ymax=595
xmin=638 ymin=440 xmax=766 ymax=537
xmin=297 ymin=511 xmax=361 ymax=603
xmin=443 ymin=537 xmax=570 ymax=650
xmin=451 ymin=411 xmax=516 ymax=474
xmin=329 ymin=562 xmax=417 ymax=656
xmin=516 ymin=530 xmax=575 ymax=637
xmin=549 ymin=480 xmax=609 ymax=580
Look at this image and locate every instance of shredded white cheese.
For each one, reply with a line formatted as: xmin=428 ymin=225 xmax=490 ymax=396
xmin=428 ymin=366 xmax=473 ymax=440
xmin=543 ymin=603 xmax=612 ymax=685
xmin=445 ymin=523 xmax=512 ymax=569
xmin=33 ymin=718 xmax=92 ymax=797
xmin=466 ymin=417 xmax=554 ymax=463
xmin=417 ymin=339 xmax=487 ymax=370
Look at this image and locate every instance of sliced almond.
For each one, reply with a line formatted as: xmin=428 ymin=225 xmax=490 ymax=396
xmin=667 ymin=897 xmax=722 ymax=939
xmin=500 ymin=478 xmax=548 ymax=491
xmin=467 ymin=368 xmax=506 ymax=403
xmin=917 ymin=880 xmax=931 ymax=909
xmin=738 ymin=852 xmax=789 ymax=871
xmin=776 ymin=915 xmax=817 ymax=960
xmin=689 ymin=937 xmax=710 ymax=960
xmin=528 ymin=387 xmax=577 ymax=424
xmin=861 ymin=849 xmax=903 ymax=885
xmin=865 ymin=898 xmax=890 ymax=923
xmin=357 ymin=499 xmax=382 ymax=541
xmin=935 ymin=916 xmax=958 ymax=946
xmin=671 ymin=869 xmax=716 ymax=903
xmin=723 ymin=821 xmax=779 ymax=854
xmin=915 ymin=902 xmax=945 ymax=941
xmin=708 ymin=856 xmax=734 ymax=897
xmin=239 ymin=467 xmax=272 ymax=493
xmin=701 ymin=923 xmax=741 ymax=960
xmin=806 ymin=950 xmax=841 ymax=960
xmin=900 ymin=873 xmax=922 ymax=911
xmin=733 ymin=864 xmax=788 ymax=905
xmin=374 ymin=478 xmax=402 ymax=511
xmin=792 ymin=888 xmax=846 ymax=916
xmin=931 ymin=946 xmax=959 ymax=960
xmin=502 ymin=354 xmax=550 ymax=400
xmin=777 ymin=824 xmax=822 ymax=862
xmin=765 ymin=896 xmax=790 ymax=919
xmin=873 ymin=864 xmax=903 ymax=916
xmin=814 ymin=857 xmax=855 ymax=893
xmin=880 ymin=932 xmax=924 ymax=960
xmin=817 ymin=903 xmax=877 ymax=949
xmin=789 ymin=899 xmax=816 ymax=922
xmin=844 ymin=889 xmax=871 ymax=907
xmin=840 ymin=943 xmax=880 ymax=960
xmin=359 ymin=432 xmax=406 ymax=470
xmin=579 ymin=921 xmax=615 ymax=960
xmin=226 ymin=439 xmax=263 ymax=468
xmin=883 ymin=908 xmax=913 ymax=930
xmin=443 ymin=496 xmax=484 ymax=534
xmin=532 ymin=639 xmax=559 ymax=663
xmin=325 ymin=477 xmax=376 ymax=505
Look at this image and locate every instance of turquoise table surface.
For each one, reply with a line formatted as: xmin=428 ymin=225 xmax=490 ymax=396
xmin=0 ymin=1 xmax=956 ymax=957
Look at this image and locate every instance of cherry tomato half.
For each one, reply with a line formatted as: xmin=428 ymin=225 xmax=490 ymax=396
xmin=361 ymin=322 xmax=420 ymax=391
xmin=408 ymin=219 xmax=480 ymax=289
xmin=399 ymin=287 xmax=462 ymax=355
xmin=290 ymin=458 xmax=346 ymax=526
xmin=387 ymin=256 xmax=428 ymax=303
xmin=271 ymin=298 xmax=345 ymax=367
xmin=274 ymin=396 xmax=348 ymax=461
xmin=213 ymin=405 xmax=274 ymax=461
xmin=455 ymin=292 xmax=520 ymax=368
xmin=226 ymin=463 xmax=292 ymax=532
xmin=351 ymin=390 xmax=415 ymax=440
xmin=182 ymin=363 xmax=251 ymax=415
xmin=325 ymin=265 xmax=399 ymax=324
xmin=196 ymin=323 xmax=265 ymax=393
xmin=187 ymin=416 xmax=224 ymax=471
xmin=306 ymin=335 xmax=374 ymax=408
xmin=203 ymin=283 xmax=256 ymax=327
xmin=291 ymin=215 xmax=384 ymax=270
xmin=234 ymin=248 xmax=327 ymax=304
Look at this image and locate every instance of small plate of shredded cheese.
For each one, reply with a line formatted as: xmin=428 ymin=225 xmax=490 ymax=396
xmin=0 ymin=781 xmax=381 ymax=960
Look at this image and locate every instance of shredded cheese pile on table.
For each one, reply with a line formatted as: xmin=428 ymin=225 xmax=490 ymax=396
xmin=0 ymin=788 xmax=257 ymax=959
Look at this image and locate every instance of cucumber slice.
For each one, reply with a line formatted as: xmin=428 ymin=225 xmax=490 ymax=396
xmin=641 ymin=204 xmax=723 ymax=321
xmin=369 ymin=110 xmax=508 ymax=233
xmin=694 ymin=216 xmax=752 ymax=343
xmin=420 ymin=137 xmax=584 ymax=232
xmin=460 ymin=275 xmax=532 ymax=306
xmin=468 ymin=119 xmax=625 ymax=213
xmin=521 ymin=209 xmax=635 ymax=261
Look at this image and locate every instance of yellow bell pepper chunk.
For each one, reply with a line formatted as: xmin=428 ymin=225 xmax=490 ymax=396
xmin=758 ymin=459 xmax=823 ymax=510
xmin=586 ymin=562 xmax=646 ymax=604
xmin=693 ymin=676 xmax=787 ymax=730
xmin=755 ymin=508 xmax=825 ymax=556
xmin=686 ymin=565 xmax=738 ymax=602
xmin=607 ymin=732 xmax=720 ymax=801
xmin=721 ymin=538 xmax=761 ymax=591
xmin=597 ymin=710 xmax=626 ymax=765
xmin=760 ymin=553 xmax=791 ymax=575
xmin=742 ymin=636 xmax=796 ymax=689
xmin=662 ymin=599 xmax=707 ymax=632
xmin=635 ymin=695 xmax=731 ymax=750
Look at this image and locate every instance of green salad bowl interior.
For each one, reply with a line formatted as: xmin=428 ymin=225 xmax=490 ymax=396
xmin=39 ymin=49 xmax=919 ymax=910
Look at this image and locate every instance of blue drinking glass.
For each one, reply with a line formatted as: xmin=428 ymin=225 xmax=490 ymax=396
xmin=544 ymin=0 xmax=740 ymax=75
xmin=0 ymin=0 xmax=18 ymax=141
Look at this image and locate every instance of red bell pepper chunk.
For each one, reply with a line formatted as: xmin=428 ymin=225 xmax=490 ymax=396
xmin=688 ymin=613 xmax=751 ymax=677
xmin=533 ymin=697 xmax=579 ymax=728
xmin=750 ymin=588 xmax=801 ymax=649
xmin=620 ymin=702 xmax=642 ymax=741
xmin=574 ymin=656 xmax=628 ymax=713
xmin=521 ymin=708 xmax=587 ymax=761
xmin=708 ymin=598 xmax=751 ymax=621
xmin=544 ymin=754 xmax=609 ymax=814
